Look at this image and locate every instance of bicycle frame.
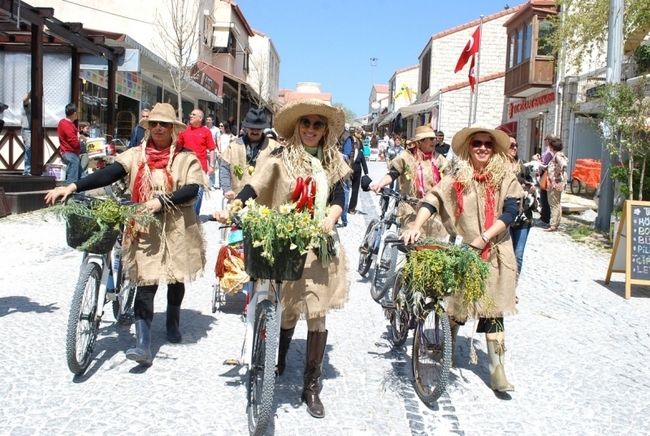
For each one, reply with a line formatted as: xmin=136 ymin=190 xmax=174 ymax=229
xmin=240 ymin=280 xmax=283 ymax=368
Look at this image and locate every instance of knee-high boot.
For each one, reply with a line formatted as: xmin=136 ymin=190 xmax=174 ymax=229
xmin=486 ymin=339 xmax=514 ymax=392
xmin=126 ymin=319 xmax=152 ymax=365
xmin=276 ymin=327 xmax=295 ymax=376
xmin=166 ymin=305 xmax=182 ymax=343
xmin=301 ymin=330 xmax=327 ymax=418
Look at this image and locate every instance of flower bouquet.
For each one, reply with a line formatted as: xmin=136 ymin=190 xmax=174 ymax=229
xmin=398 ymin=238 xmax=491 ymax=319
xmin=50 ymin=194 xmax=159 ymax=253
xmin=229 ymin=199 xmax=330 ymax=281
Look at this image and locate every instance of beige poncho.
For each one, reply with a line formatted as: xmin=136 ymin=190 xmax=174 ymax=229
xmin=115 ymin=147 xmax=207 ymax=286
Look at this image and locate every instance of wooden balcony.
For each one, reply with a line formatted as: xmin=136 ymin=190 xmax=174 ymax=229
xmin=505 ymin=57 xmax=555 ymax=98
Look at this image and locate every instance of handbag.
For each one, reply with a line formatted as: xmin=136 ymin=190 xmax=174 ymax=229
xmin=540 ymin=171 xmax=548 ymax=190
xmin=361 ymin=174 xmax=372 ymax=191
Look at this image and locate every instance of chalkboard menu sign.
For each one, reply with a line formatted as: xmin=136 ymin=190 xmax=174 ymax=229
xmin=605 ymin=200 xmax=650 ymax=299
xmin=630 ymin=204 xmax=650 ymax=280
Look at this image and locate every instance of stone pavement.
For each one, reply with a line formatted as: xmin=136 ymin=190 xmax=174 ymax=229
xmin=1 ymin=162 xmax=650 ymax=435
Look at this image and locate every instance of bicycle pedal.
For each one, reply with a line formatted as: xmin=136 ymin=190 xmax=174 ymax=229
xmin=359 ymin=247 xmax=369 ymax=254
xmin=223 ymin=358 xmax=241 ymax=366
xmin=381 ymin=300 xmax=397 ymax=310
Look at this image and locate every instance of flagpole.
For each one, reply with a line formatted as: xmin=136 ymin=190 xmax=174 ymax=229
xmin=472 ymin=15 xmax=484 ymax=124
xmin=467 ymin=88 xmax=474 ymax=127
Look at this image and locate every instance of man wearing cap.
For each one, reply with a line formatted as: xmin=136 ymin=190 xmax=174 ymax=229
xmin=178 ymin=108 xmax=216 ymax=215
xmin=219 ymin=108 xmax=274 ymax=201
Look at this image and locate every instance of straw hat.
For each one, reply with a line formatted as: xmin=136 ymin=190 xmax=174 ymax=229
xmin=413 ymin=125 xmax=437 ymax=141
xmin=139 ymin=102 xmax=186 ymax=128
xmin=451 ymin=124 xmax=510 ymax=156
xmin=274 ymin=98 xmax=345 ymax=139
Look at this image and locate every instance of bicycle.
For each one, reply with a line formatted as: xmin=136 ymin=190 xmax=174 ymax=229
xmin=64 ymin=194 xmax=137 ymax=376
xmin=382 ymin=241 xmax=453 ymax=405
xmin=212 ymin=198 xmax=245 ymax=314
xmin=231 ymin=217 xmax=308 ymax=436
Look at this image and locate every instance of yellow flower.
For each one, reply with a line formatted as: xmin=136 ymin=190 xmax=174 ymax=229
xmin=260 ymin=206 xmax=271 ymax=216
xmin=280 ymin=203 xmax=293 ymax=214
xmin=285 ymin=222 xmax=294 ymax=232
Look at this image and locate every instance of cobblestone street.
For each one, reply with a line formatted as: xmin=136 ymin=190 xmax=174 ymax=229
xmin=1 ymin=161 xmax=650 ymax=435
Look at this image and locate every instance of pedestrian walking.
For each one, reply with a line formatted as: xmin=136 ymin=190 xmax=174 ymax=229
xmin=347 ymin=135 xmax=368 ymax=215
xmin=539 ymin=138 xmax=567 ymax=232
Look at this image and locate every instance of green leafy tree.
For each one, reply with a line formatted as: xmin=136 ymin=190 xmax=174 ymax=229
xmin=333 ymin=103 xmax=356 ymax=123
xmin=598 ymin=78 xmax=650 ymax=201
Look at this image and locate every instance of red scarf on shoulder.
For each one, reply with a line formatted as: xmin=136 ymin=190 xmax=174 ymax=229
xmin=453 ymin=171 xmax=496 ymax=260
xmin=131 ymin=140 xmax=178 ymax=203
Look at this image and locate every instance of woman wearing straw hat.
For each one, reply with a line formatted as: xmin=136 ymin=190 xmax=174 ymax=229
xmin=401 ymin=125 xmax=523 ymax=392
xmin=45 ymin=102 xmax=207 ymax=366
xmin=370 ymin=125 xmax=449 ymax=240
xmin=213 ymin=98 xmax=350 ymax=418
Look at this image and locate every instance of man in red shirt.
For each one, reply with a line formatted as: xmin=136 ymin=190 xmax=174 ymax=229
xmin=57 ymin=103 xmax=81 ymax=185
xmin=177 ymin=108 xmax=216 ymax=215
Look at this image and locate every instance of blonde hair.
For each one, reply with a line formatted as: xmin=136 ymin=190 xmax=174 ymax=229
xmin=454 ymin=132 xmax=511 ymax=189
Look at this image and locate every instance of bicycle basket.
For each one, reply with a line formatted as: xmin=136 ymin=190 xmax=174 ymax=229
xmin=64 ymin=197 xmax=119 ymax=254
xmin=243 ymin=237 xmax=307 ymax=281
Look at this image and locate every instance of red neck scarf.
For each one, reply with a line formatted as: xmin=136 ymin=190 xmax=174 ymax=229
xmin=131 ymin=140 xmax=177 ymax=203
xmin=452 ymin=171 xmax=496 ymax=260
xmin=415 ymin=150 xmax=441 ymax=197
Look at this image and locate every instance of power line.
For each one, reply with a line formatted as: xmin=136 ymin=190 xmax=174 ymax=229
xmin=62 ymin=0 xmax=155 ymax=26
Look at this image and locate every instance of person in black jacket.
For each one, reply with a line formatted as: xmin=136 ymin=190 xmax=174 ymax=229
xmin=347 ymin=135 xmax=368 ymax=215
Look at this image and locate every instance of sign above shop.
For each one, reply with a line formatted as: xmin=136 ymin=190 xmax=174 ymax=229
xmin=508 ymin=91 xmax=555 ymax=118
xmin=80 ymin=49 xmax=139 ymax=72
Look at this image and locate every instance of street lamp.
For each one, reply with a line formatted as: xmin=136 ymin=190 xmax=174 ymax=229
xmin=370 ymin=57 xmax=378 ymax=85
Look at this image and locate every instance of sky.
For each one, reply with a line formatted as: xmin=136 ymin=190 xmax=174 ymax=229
xmin=234 ymin=0 xmax=521 ymax=118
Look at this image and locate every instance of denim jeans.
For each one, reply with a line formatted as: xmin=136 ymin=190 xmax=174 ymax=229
xmin=341 ymin=179 xmax=351 ymax=225
xmin=61 ymin=152 xmax=81 ymax=186
xmin=21 ymin=128 xmax=31 ymax=175
xmin=193 ymin=185 xmax=204 ymax=216
xmin=509 ymin=225 xmax=531 ymax=274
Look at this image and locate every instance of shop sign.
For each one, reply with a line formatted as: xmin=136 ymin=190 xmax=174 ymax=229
xmin=508 ymin=91 xmax=555 ymax=118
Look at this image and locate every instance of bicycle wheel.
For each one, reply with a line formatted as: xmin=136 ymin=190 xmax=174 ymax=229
xmin=112 ymin=265 xmax=135 ymax=325
xmin=357 ymin=219 xmax=379 ymax=277
xmin=247 ymin=299 xmax=278 ymax=436
xmin=370 ymin=230 xmax=398 ymax=302
xmin=389 ymin=272 xmax=409 ymax=347
xmin=412 ymin=311 xmax=451 ymax=405
xmin=211 ymin=282 xmax=225 ymax=313
xmin=570 ymin=178 xmax=581 ymax=195
xmin=66 ymin=262 xmax=102 ymax=376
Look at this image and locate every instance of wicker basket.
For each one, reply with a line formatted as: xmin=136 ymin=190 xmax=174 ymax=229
xmin=65 ymin=204 xmax=119 ymax=255
xmin=243 ymin=237 xmax=307 ymax=281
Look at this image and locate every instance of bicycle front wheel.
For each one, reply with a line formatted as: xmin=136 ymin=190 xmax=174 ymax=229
xmin=412 ymin=311 xmax=451 ymax=405
xmin=112 ymin=266 xmax=135 ymax=325
xmin=66 ymin=262 xmax=102 ymax=376
xmin=389 ymin=272 xmax=409 ymax=347
xmin=370 ymin=230 xmax=398 ymax=302
xmin=357 ymin=219 xmax=379 ymax=277
xmin=247 ymin=299 xmax=278 ymax=436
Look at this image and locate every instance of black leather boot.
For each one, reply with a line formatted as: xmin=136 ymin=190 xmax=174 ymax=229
xmin=166 ymin=305 xmax=182 ymax=343
xmin=276 ymin=327 xmax=295 ymax=376
xmin=301 ymin=330 xmax=328 ymax=418
xmin=126 ymin=319 xmax=152 ymax=365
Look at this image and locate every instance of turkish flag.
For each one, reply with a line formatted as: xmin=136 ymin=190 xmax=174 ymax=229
xmin=469 ymin=55 xmax=477 ymax=92
xmin=454 ymin=26 xmax=481 ymax=73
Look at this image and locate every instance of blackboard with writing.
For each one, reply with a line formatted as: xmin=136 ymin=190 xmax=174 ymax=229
xmin=630 ymin=204 xmax=650 ymax=280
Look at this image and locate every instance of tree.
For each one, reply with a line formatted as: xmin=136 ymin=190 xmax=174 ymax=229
xmin=247 ymin=51 xmax=270 ymax=109
xmin=152 ymin=0 xmax=202 ymax=121
xmin=549 ymin=0 xmax=650 ymax=71
xmin=598 ymin=78 xmax=650 ymax=202
xmin=332 ymin=103 xmax=356 ymax=123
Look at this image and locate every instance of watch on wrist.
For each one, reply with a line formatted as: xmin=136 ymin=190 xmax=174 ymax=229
xmin=480 ymin=233 xmax=489 ymax=243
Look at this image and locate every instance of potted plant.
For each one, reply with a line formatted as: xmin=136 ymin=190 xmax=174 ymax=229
xmin=230 ymin=199 xmax=331 ymax=281
xmin=398 ymin=239 xmax=491 ymax=319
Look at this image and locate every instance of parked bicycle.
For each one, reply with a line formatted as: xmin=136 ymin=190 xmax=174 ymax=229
xmin=64 ymin=194 xmax=136 ymax=376
xmin=357 ymin=187 xmax=416 ymax=302
xmin=381 ymin=240 xmax=452 ymax=405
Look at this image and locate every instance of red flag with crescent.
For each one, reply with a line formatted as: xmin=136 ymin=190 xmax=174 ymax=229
xmin=454 ymin=26 xmax=481 ymax=73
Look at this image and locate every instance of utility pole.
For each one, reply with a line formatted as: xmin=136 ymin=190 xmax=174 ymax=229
xmin=596 ymin=0 xmax=623 ymax=230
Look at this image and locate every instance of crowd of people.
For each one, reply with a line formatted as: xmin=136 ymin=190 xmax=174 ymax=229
xmin=43 ymin=96 xmax=570 ymax=417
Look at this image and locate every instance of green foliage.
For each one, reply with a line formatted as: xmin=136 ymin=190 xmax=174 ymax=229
xmin=333 ymin=103 xmax=356 ymax=123
xmin=398 ymin=242 xmax=491 ymax=320
xmin=633 ymin=44 xmax=650 ymax=74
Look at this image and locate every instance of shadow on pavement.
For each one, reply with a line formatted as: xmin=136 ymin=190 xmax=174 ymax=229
xmin=596 ymin=279 xmax=650 ymax=299
xmin=0 ymin=296 xmax=59 ymax=317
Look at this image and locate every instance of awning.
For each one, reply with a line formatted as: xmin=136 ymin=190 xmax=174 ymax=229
xmin=378 ymin=111 xmax=399 ymax=127
xmin=496 ymin=121 xmax=518 ymax=135
xmin=399 ymin=100 xmax=437 ymax=117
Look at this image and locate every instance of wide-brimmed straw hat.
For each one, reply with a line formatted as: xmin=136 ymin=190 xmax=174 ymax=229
xmin=413 ymin=125 xmax=437 ymax=141
xmin=451 ymin=124 xmax=510 ymax=155
xmin=274 ymin=98 xmax=345 ymax=139
xmin=139 ymin=102 xmax=186 ymax=128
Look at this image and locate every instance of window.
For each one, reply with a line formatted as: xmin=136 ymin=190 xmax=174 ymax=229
xmin=243 ymin=52 xmax=249 ymax=73
xmin=212 ymin=29 xmax=236 ymax=57
xmin=420 ymin=49 xmax=431 ymax=94
xmin=537 ymin=20 xmax=553 ymax=56
xmin=508 ymin=22 xmax=534 ymax=69
xmin=508 ymin=34 xmax=516 ymax=69
xmin=524 ymin=23 xmax=532 ymax=60
xmin=516 ymin=28 xmax=524 ymax=65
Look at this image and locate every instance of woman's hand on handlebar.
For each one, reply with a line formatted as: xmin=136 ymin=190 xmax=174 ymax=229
xmin=44 ymin=184 xmax=76 ymax=205
xmin=400 ymin=227 xmax=422 ymax=245
xmin=369 ymin=182 xmax=383 ymax=194
xmin=212 ymin=209 xmax=230 ymax=224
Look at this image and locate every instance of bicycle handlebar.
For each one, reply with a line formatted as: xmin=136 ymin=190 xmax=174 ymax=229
xmin=381 ymin=188 xmax=418 ymax=206
xmin=68 ymin=192 xmax=134 ymax=207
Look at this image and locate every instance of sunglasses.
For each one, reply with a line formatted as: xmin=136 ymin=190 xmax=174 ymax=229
xmin=510 ymin=143 xmax=518 ymax=149
xmin=149 ymin=121 xmax=172 ymax=128
xmin=299 ymin=118 xmax=327 ymax=131
xmin=471 ymin=140 xmax=495 ymax=149
xmin=219 ymin=124 xmax=224 ymax=127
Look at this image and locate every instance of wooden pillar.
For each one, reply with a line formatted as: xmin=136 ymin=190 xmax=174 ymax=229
xmin=30 ymin=22 xmax=44 ymax=176
xmin=71 ymin=47 xmax=80 ymax=108
xmin=107 ymin=60 xmax=116 ymax=138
